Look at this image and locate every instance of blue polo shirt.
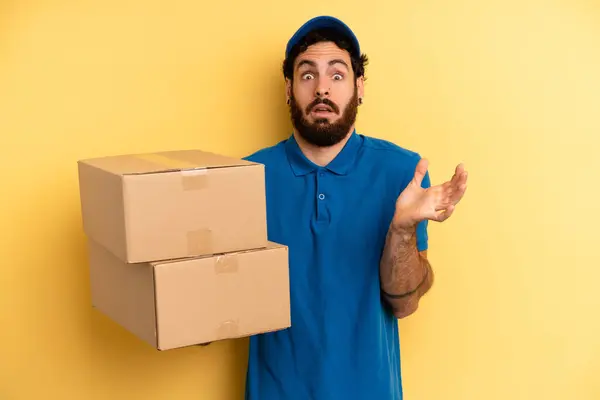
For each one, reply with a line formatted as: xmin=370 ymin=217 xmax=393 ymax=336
xmin=243 ymin=131 xmax=430 ymax=400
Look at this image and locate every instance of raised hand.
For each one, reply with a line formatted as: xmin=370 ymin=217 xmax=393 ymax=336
xmin=392 ymin=158 xmax=468 ymax=231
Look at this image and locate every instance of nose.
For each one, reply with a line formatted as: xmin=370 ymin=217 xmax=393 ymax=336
xmin=315 ymin=79 xmax=330 ymax=98
xmin=316 ymin=88 xmax=330 ymax=97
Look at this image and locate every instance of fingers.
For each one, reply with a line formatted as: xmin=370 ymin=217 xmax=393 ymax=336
xmin=454 ymin=163 xmax=465 ymax=178
xmin=437 ymin=163 xmax=466 ymax=192
xmin=449 ymin=163 xmax=463 ymax=186
xmin=419 ymin=161 xmax=468 ymax=224
xmin=445 ymin=164 xmax=468 ymax=204
xmin=452 ymin=168 xmax=468 ymax=204
xmin=431 ymin=162 xmax=467 ymax=222
xmin=435 ymin=205 xmax=455 ymax=222
xmin=449 ymin=164 xmax=466 ymax=186
xmin=430 ymin=184 xmax=454 ymax=211
xmin=413 ymin=158 xmax=429 ymax=186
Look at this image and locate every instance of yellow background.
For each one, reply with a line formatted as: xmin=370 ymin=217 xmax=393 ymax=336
xmin=1 ymin=0 xmax=599 ymax=399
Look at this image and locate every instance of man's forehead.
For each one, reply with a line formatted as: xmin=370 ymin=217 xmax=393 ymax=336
xmin=295 ymin=42 xmax=351 ymax=67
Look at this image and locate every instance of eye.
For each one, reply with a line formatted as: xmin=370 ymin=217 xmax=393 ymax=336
xmin=333 ymin=73 xmax=343 ymax=80
xmin=302 ymin=73 xmax=315 ymax=80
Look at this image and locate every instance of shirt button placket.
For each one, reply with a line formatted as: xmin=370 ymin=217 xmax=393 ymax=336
xmin=316 ymin=169 xmax=328 ymax=223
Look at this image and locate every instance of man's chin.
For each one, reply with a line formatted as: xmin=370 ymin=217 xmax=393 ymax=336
xmin=307 ymin=116 xmax=338 ymax=126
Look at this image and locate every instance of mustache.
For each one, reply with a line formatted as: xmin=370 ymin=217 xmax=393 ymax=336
xmin=305 ymin=98 xmax=340 ymax=114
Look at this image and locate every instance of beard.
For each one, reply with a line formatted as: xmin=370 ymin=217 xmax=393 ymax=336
xmin=289 ymin=86 xmax=359 ymax=147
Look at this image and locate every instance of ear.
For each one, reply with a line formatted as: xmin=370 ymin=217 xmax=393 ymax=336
xmin=356 ymin=76 xmax=365 ymax=101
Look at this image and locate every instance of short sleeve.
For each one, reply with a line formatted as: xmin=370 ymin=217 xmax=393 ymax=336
xmin=416 ymin=170 xmax=431 ymax=252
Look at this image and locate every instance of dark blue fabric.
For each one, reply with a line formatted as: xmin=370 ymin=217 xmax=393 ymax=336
xmin=285 ymin=15 xmax=361 ymax=59
xmin=243 ymin=131 xmax=430 ymax=400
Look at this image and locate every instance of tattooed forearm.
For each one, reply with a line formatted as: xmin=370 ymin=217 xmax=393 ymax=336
xmin=379 ymin=224 xmax=434 ymax=318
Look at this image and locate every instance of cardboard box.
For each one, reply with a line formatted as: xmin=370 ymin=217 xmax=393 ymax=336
xmin=78 ymin=150 xmax=268 ymax=263
xmin=88 ymin=239 xmax=291 ymax=350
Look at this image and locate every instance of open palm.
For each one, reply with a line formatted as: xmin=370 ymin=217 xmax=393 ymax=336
xmin=392 ymin=158 xmax=468 ymax=230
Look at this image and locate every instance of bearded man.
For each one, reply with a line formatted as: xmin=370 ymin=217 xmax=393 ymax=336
xmin=243 ymin=15 xmax=468 ymax=400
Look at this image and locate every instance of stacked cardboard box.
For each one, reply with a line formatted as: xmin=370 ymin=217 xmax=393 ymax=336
xmin=77 ymin=149 xmax=291 ymax=350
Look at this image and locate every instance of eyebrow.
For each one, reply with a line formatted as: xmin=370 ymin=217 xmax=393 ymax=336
xmin=295 ymin=59 xmax=350 ymax=70
xmin=296 ymin=60 xmax=317 ymax=70
xmin=328 ymin=59 xmax=349 ymax=70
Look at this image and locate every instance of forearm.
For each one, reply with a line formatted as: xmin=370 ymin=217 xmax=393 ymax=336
xmin=379 ymin=224 xmax=434 ymax=318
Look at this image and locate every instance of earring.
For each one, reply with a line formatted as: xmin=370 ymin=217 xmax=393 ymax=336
xmin=358 ymin=97 xmax=363 ymax=105
xmin=286 ymin=98 xmax=290 ymax=105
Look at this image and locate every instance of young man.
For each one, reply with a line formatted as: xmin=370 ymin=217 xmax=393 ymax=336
xmin=243 ymin=16 xmax=468 ymax=399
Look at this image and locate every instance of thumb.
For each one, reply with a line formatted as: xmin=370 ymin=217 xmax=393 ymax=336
xmin=413 ymin=158 xmax=428 ymax=186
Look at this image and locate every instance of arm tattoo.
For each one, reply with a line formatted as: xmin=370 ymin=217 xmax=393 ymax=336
xmin=379 ymin=224 xmax=434 ymax=317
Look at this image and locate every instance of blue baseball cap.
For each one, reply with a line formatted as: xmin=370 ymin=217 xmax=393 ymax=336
xmin=285 ymin=16 xmax=361 ymax=59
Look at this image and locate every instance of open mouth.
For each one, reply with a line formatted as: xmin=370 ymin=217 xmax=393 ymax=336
xmin=311 ymin=105 xmax=335 ymax=115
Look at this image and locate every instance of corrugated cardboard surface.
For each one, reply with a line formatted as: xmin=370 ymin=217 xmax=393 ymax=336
xmin=78 ymin=150 xmax=268 ymax=263
xmin=88 ymin=240 xmax=291 ymax=350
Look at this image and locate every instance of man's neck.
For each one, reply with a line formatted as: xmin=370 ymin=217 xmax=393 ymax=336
xmin=293 ymin=128 xmax=354 ymax=167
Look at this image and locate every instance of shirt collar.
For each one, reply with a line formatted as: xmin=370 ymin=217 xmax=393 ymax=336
xmin=285 ymin=130 xmax=362 ymax=176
